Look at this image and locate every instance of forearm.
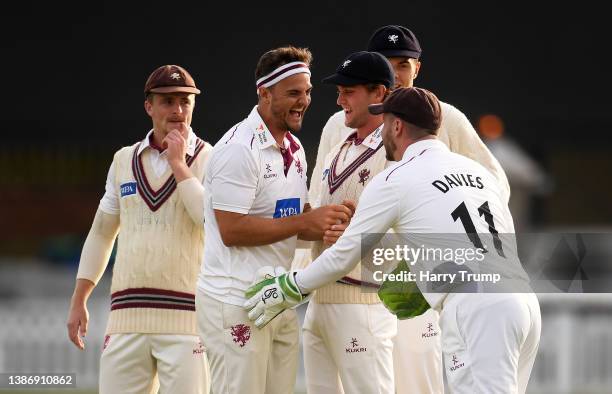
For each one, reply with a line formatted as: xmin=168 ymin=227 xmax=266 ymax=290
xmin=296 ymin=235 xmax=361 ymax=293
xmin=76 ymin=210 xmax=119 ymax=285
xmin=177 ymin=177 xmax=205 ymax=225
xmin=217 ymin=211 xmax=306 ymax=247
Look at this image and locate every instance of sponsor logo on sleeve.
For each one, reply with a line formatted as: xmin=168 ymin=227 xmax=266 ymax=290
xmin=273 ymin=198 xmax=301 ymax=218
xmin=120 ymin=182 xmax=137 ymax=197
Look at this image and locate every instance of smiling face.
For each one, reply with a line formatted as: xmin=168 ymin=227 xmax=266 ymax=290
xmin=337 ymin=84 xmax=384 ymax=130
xmin=387 ymin=57 xmax=421 ymax=89
xmin=144 ymin=92 xmax=195 ymax=138
xmin=261 ymin=72 xmax=312 ymax=133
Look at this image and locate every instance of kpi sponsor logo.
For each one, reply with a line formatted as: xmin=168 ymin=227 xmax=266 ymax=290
xmin=120 ymin=182 xmax=137 ymax=197
xmin=273 ymin=198 xmax=301 ymax=218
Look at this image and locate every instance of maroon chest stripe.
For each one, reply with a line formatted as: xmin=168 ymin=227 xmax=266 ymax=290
xmin=131 ymin=139 xmax=205 ymax=212
xmin=327 ymin=141 xmax=383 ymax=195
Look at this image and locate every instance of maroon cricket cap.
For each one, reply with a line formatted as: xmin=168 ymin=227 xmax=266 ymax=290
xmin=368 ymin=87 xmax=442 ymax=131
xmin=144 ymin=65 xmax=201 ymax=95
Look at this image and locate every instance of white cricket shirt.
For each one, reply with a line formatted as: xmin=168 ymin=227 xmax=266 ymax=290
xmin=198 ymin=106 xmax=309 ymax=306
xmin=297 ymin=139 xmax=528 ymax=310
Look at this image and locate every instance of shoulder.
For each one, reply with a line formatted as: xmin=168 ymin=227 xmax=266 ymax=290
xmin=216 ymin=119 xmax=255 ymax=148
xmin=322 ymin=110 xmax=347 ymax=136
xmin=439 ymin=101 xmax=473 ymax=131
xmin=113 ymin=142 xmax=139 ymax=162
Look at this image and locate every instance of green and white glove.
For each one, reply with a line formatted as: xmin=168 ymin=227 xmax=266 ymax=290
xmin=244 ymin=268 xmax=308 ymax=329
xmin=377 ymin=260 xmax=431 ymax=320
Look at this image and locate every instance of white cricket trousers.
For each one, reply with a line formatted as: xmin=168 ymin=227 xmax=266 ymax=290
xmin=196 ymin=288 xmax=300 ymax=394
xmin=302 ymin=300 xmax=397 ymax=394
xmin=439 ymin=293 xmax=541 ymax=394
xmin=393 ymin=308 xmax=444 ymax=394
xmin=99 ymin=333 xmax=210 ymax=394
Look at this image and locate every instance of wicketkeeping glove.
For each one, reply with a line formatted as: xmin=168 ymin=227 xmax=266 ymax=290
xmin=377 ymin=260 xmax=431 ymax=319
xmin=244 ymin=269 xmax=308 ymax=329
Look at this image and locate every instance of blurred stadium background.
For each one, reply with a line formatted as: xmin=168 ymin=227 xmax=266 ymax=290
xmin=1 ymin=1 xmax=611 ymax=393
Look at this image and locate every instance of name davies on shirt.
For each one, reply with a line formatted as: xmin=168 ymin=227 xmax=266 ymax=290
xmin=431 ymin=172 xmax=484 ymax=193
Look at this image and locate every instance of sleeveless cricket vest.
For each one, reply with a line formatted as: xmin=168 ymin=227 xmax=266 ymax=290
xmin=106 ymin=139 xmax=208 ymax=334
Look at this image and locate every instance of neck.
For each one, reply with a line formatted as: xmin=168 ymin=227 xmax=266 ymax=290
xmin=356 ymin=115 xmax=383 ymax=140
xmin=397 ymin=135 xmax=437 ymax=160
xmin=151 ymin=129 xmax=166 ymax=148
xmin=257 ymin=105 xmax=287 ymax=146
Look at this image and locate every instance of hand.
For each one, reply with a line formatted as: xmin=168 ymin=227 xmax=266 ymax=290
xmin=163 ymin=129 xmax=187 ymax=168
xmin=66 ymin=300 xmax=89 ymax=350
xmin=377 ymin=260 xmax=430 ymax=320
xmin=302 ymin=204 xmax=353 ymax=239
xmin=244 ymin=270 xmax=308 ymax=329
xmin=323 ymin=221 xmax=349 ymax=246
xmin=341 ymin=199 xmax=357 ymax=218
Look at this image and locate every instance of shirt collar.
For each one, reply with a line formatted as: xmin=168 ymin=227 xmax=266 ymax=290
xmin=344 ymin=123 xmax=384 ymax=150
xmin=401 ymin=138 xmax=447 ymax=161
xmin=362 ymin=123 xmax=384 ymax=149
xmin=248 ymin=106 xmax=277 ymax=150
xmin=137 ymin=128 xmax=197 ymax=156
xmin=248 ymin=105 xmax=301 ymax=153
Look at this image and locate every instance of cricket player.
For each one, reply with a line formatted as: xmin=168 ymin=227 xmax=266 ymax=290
xmin=246 ymin=87 xmax=541 ymax=394
xmin=301 ymin=50 xmax=398 ymax=394
xmin=196 ymin=46 xmax=353 ymax=394
xmin=66 ymin=65 xmax=212 ymax=394
xmin=295 ymin=25 xmax=512 ymax=394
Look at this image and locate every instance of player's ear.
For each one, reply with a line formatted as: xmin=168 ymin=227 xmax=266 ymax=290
xmin=258 ymin=87 xmax=271 ymax=104
xmin=413 ymin=60 xmax=422 ymax=80
xmin=144 ymin=95 xmax=154 ymax=116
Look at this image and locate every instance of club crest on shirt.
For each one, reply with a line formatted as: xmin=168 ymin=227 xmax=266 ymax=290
xmin=273 ymin=198 xmax=301 ymax=218
xmin=358 ymin=168 xmax=370 ymax=185
xmin=120 ymin=182 xmax=137 ymax=197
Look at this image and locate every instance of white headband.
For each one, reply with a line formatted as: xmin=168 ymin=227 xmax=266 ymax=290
xmin=256 ymin=61 xmax=311 ymax=89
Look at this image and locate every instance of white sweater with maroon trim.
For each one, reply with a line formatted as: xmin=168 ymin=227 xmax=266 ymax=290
xmin=105 ymin=139 xmax=210 ymax=335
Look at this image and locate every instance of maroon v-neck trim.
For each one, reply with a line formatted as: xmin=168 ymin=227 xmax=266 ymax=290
xmin=327 ymin=134 xmax=383 ymax=195
xmin=131 ymin=138 xmax=205 ymax=211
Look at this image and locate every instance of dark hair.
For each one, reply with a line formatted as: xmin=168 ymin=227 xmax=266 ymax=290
xmin=365 ymin=83 xmax=391 ymax=100
xmin=255 ymin=46 xmax=313 ymax=81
